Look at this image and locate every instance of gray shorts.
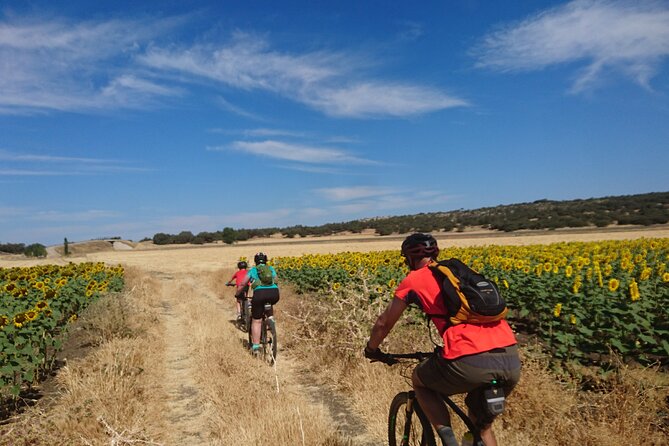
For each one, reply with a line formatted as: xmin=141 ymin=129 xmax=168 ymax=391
xmin=415 ymin=344 xmax=521 ymax=421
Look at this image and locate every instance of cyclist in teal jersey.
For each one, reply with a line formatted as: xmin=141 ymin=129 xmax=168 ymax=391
xmin=242 ymin=252 xmax=279 ymax=353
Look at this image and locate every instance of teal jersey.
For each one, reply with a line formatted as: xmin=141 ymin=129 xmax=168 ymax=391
xmin=245 ymin=265 xmax=278 ymax=290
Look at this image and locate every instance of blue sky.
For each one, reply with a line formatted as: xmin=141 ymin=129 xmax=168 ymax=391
xmin=2 ymin=0 xmax=669 ymax=245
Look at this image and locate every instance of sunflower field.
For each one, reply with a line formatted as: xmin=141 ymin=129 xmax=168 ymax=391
xmin=275 ymin=238 xmax=669 ymax=366
xmin=0 ymin=262 xmax=124 ymax=397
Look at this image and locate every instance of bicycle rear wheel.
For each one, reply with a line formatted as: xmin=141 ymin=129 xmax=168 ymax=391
xmin=266 ymin=317 xmax=277 ymax=364
xmin=388 ymin=392 xmax=436 ymax=446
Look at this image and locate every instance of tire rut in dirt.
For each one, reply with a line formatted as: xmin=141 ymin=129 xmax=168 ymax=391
xmin=159 ymin=277 xmax=209 ymax=445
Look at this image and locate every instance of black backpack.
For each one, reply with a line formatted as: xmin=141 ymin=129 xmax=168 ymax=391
xmin=428 ymin=258 xmax=508 ymax=325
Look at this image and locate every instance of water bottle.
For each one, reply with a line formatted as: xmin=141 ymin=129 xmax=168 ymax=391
xmin=460 ymin=431 xmax=474 ymax=446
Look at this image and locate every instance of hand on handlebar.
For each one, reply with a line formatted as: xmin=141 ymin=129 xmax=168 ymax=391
xmin=364 ymin=344 xmax=398 ymax=365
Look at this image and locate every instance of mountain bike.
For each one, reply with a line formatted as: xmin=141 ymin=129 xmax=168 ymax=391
xmin=381 ymin=350 xmax=505 ymax=446
xmin=249 ymin=303 xmax=278 ymax=365
xmin=227 ymin=284 xmax=251 ymax=332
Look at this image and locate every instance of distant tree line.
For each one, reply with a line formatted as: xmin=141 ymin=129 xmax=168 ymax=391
xmin=0 ymin=243 xmax=47 ymax=257
xmin=148 ymin=191 xmax=669 ymax=245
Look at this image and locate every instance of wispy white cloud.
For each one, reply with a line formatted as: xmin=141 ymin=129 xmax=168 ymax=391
xmin=473 ymin=0 xmax=669 ymax=92
xmin=302 ymin=82 xmax=466 ymax=117
xmin=33 ymin=210 xmax=121 ymax=222
xmin=0 ymin=16 xmax=184 ymax=114
xmin=316 ymin=186 xmax=397 ymax=201
xmin=140 ymin=31 xmax=467 ymax=117
xmin=331 ymin=190 xmax=453 ymax=215
xmin=244 ymin=128 xmax=310 ymax=138
xmin=277 ymin=165 xmax=347 ymax=175
xmin=0 ymin=150 xmax=115 ymax=164
xmin=209 ymin=140 xmax=378 ymax=165
xmin=2 ymin=16 xmax=466 ymax=117
xmin=397 ymin=21 xmax=424 ymax=42
xmin=215 ymin=97 xmax=265 ymax=120
xmin=0 ymin=149 xmax=148 ymax=175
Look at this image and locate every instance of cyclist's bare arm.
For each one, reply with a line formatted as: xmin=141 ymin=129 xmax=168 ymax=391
xmin=367 ymin=297 xmax=408 ymax=350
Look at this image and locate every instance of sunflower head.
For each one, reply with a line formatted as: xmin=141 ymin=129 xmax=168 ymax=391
xmin=13 ymin=313 xmax=28 ymax=328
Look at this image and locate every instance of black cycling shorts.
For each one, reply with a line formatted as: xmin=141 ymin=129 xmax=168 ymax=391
xmin=251 ymin=287 xmax=280 ymax=319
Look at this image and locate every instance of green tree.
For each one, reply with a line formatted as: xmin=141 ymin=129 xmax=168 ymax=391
xmin=64 ymin=237 xmax=69 ymax=255
xmin=222 ymin=227 xmax=237 ymax=244
xmin=24 ymin=243 xmax=47 ymax=257
xmin=152 ymin=233 xmax=172 ymax=245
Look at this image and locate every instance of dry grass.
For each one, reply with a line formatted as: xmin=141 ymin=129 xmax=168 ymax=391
xmin=280 ymin=285 xmax=669 ymax=446
xmin=173 ymin=270 xmax=349 ymax=446
xmin=0 ymin=267 xmax=168 ymax=445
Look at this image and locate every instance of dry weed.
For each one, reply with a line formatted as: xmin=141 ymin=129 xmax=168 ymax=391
xmin=281 ymin=285 xmax=669 ymax=446
xmin=173 ymin=270 xmax=349 ymax=446
xmin=0 ymin=268 xmax=168 ymax=445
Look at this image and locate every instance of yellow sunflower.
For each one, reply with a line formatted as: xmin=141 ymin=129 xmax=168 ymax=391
xmin=13 ymin=313 xmax=28 ymax=328
xmin=608 ymin=278 xmax=620 ymax=292
xmin=629 ymin=279 xmax=640 ymax=301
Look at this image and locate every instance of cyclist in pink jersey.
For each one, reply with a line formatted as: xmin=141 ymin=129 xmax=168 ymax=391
xmin=226 ymin=261 xmax=249 ymax=321
xmin=364 ymin=233 xmax=521 ymax=446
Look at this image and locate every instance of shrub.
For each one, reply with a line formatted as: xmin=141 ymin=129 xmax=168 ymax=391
xmin=24 ymin=243 xmax=47 ymax=257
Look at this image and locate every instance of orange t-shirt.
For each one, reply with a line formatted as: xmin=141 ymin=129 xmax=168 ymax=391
xmin=394 ymin=264 xmax=517 ymax=360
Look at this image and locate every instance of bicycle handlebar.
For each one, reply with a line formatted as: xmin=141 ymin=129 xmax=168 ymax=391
xmin=387 ymin=351 xmax=434 ymax=361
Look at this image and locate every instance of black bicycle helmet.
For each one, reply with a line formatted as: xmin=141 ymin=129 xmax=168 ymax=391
xmin=254 ymin=252 xmax=268 ymax=265
xmin=237 ymin=261 xmax=248 ymax=269
xmin=401 ymin=233 xmax=439 ymax=259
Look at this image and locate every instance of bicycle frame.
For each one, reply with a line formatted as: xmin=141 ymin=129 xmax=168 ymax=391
xmin=387 ymin=351 xmax=486 ymax=445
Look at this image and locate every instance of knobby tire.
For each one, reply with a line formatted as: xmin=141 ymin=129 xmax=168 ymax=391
xmin=267 ymin=317 xmax=277 ymax=364
xmin=388 ymin=392 xmax=436 ymax=446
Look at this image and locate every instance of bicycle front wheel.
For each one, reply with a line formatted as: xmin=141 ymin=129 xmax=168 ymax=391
xmin=388 ymin=392 xmax=436 ymax=446
xmin=243 ymin=301 xmax=252 ymax=333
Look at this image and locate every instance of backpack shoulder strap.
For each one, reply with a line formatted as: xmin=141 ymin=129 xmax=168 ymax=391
xmin=426 ymin=260 xmax=461 ymax=320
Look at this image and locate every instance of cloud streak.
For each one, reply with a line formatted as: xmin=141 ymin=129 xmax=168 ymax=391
xmin=473 ymin=0 xmax=669 ymax=92
xmin=140 ymin=31 xmax=467 ymax=117
xmin=0 ymin=16 xmax=183 ymax=114
xmin=316 ymin=186 xmax=397 ymax=201
xmin=211 ymin=140 xmax=378 ymax=165
xmin=2 ymin=15 xmax=467 ymax=117
xmin=0 ymin=149 xmax=148 ymax=176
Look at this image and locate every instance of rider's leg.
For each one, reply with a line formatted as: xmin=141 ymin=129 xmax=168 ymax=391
xmin=251 ymin=318 xmax=262 ymax=346
xmin=411 ymin=368 xmax=451 ymax=428
xmin=235 ymin=298 xmax=242 ymax=318
xmin=468 ymin=411 xmax=498 ymax=446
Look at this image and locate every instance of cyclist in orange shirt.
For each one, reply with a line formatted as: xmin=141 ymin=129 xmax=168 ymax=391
xmin=364 ymin=233 xmax=521 ymax=446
